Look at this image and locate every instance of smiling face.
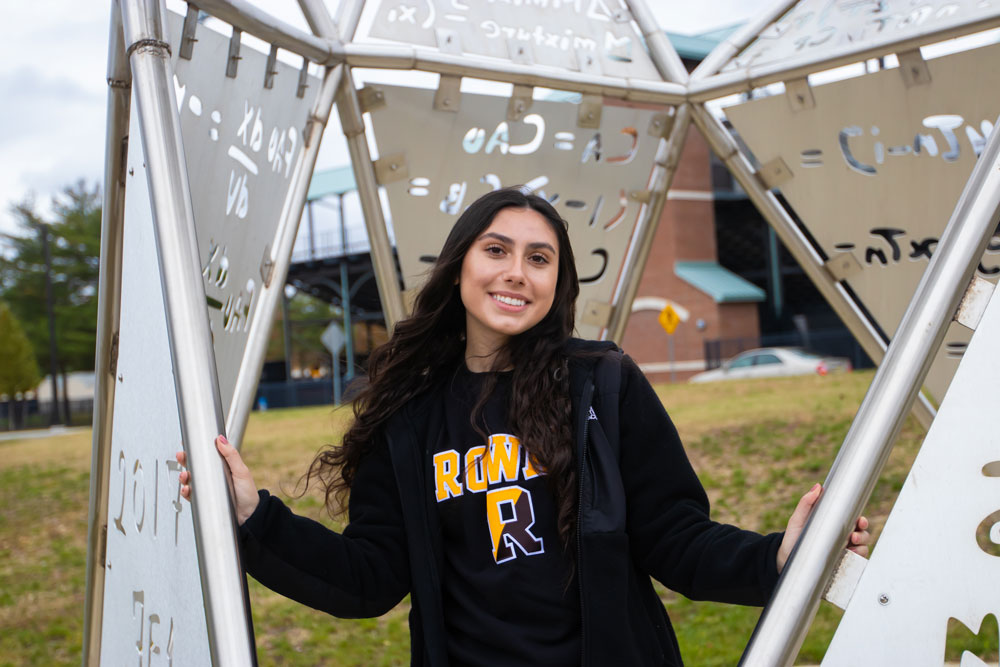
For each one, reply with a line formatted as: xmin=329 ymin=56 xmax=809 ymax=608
xmin=459 ymin=206 xmax=560 ymax=368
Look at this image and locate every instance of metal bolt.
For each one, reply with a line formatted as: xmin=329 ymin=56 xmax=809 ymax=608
xmin=390 ymin=163 xmax=398 ymax=171
xmin=128 ymin=167 xmax=134 ymax=176
xmin=586 ymin=112 xmax=594 ymax=119
xmin=878 ymin=594 xmax=889 ymax=605
xmin=118 ymin=373 xmax=123 ymax=382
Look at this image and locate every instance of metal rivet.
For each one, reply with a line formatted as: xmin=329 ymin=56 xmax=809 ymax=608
xmin=878 ymin=594 xmax=889 ymax=605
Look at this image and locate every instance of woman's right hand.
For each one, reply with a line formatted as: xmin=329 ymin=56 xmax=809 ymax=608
xmin=176 ymin=435 xmax=260 ymax=526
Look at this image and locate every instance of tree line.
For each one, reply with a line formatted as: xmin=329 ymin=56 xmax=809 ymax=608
xmin=0 ymin=182 xmax=101 ymax=428
xmin=0 ymin=179 xmax=366 ymax=429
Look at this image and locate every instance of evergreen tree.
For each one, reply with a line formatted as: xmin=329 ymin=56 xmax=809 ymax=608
xmin=0 ymin=181 xmax=101 ymax=374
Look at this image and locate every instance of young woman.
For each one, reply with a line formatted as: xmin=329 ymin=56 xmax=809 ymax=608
xmin=177 ymin=187 xmax=869 ymax=666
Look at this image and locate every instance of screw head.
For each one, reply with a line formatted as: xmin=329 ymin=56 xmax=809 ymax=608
xmin=878 ymin=594 xmax=889 ymax=605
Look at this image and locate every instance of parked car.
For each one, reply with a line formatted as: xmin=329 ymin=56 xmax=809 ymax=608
xmin=689 ymin=347 xmax=852 ymax=383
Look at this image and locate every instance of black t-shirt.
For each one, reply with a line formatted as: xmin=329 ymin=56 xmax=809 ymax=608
xmin=432 ymin=365 xmax=581 ymax=666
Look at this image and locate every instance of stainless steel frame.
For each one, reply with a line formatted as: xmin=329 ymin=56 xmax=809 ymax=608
xmin=86 ymin=1 xmax=1000 ymax=664
xmin=336 ymin=66 xmax=407 ymax=330
xmin=605 ymin=0 xmax=691 ymax=342
xmin=738 ymin=97 xmax=1000 ymax=667
xmin=691 ymin=0 xmax=799 ymax=80
xmin=689 ymin=12 xmax=1000 ymax=102
xmin=193 ymin=0 xmax=343 ymax=65
xmin=119 ymin=0 xmax=255 ymax=664
xmin=225 ymin=63 xmax=342 ymax=448
xmin=83 ymin=3 xmax=130 ymax=663
xmin=607 ymin=105 xmax=692 ymax=342
xmin=341 ymin=43 xmax=687 ymax=104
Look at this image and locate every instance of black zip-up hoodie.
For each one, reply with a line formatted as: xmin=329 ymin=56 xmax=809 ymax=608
xmin=239 ymin=340 xmax=782 ymax=665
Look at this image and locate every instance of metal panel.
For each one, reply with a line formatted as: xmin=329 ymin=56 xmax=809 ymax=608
xmin=166 ymin=11 xmax=320 ymax=413
xmin=725 ymin=42 xmax=1000 ymax=403
xmin=355 ymin=0 xmax=663 ymax=82
xmin=719 ymin=0 xmax=1000 ymax=75
xmin=737 ymin=88 xmax=1000 ymax=667
xmin=100 ymin=99 xmax=212 ymax=665
xmin=367 ymin=85 xmax=665 ymax=341
xmin=822 ymin=278 xmax=1000 ymax=665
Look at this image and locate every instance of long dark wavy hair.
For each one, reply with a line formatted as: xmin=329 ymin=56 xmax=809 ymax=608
xmin=306 ymin=186 xmax=581 ymax=550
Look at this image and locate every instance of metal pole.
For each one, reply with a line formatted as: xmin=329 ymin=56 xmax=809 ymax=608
xmin=83 ymin=3 xmax=130 ymax=661
xmin=606 ymin=106 xmax=692 ymax=342
xmin=690 ymin=103 xmax=936 ymax=429
xmin=767 ymin=226 xmax=783 ymax=319
xmin=332 ymin=346 xmax=342 ymax=405
xmin=622 ymin=0 xmax=689 ymax=84
xmin=39 ymin=223 xmax=61 ymax=427
xmin=668 ymin=335 xmax=676 ymax=384
xmin=281 ymin=289 xmax=293 ymax=385
xmin=341 ymin=43 xmax=688 ymax=105
xmin=690 ymin=0 xmax=798 ymax=81
xmin=688 ymin=12 xmax=1000 ymax=102
xmin=295 ymin=0 xmax=338 ymax=40
xmin=338 ymin=194 xmax=354 ymax=379
xmin=119 ymin=1 xmax=256 ymax=664
xmin=334 ymin=0 xmax=365 ymax=42
xmin=225 ymin=64 xmax=342 ymax=448
xmin=602 ymin=0 xmax=691 ymax=343
xmin=307 ymin=199 xmax=316 ymax=260
xmin=739 ymin=110 xmax=1000 ymax=667
xmin=336 ymin=66 xmax=407 ymax=330
xmin=191 ymin=0 xmax=343 ymax=65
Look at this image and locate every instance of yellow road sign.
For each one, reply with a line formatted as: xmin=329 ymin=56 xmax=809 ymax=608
xmin=658 ymin=304 xmax=680 ymax=335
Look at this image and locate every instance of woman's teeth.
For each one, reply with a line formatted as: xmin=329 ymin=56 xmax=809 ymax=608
xmin=492 ymin=294 xmax=526 ymax=307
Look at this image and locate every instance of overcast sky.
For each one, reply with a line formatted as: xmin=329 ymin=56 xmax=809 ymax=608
xmin=0 ymin=0 xmax=773 ymax=238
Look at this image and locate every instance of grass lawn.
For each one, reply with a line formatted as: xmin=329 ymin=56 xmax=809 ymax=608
xmin=0 ymin=370 xmax=992 ymax=665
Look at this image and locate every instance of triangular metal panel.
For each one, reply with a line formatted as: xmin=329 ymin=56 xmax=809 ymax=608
xmin=715 ymin=0 xmax=1000 ymax=76
xmin=353 ymin=0 xmax=666 ymax=82
xmin=724 ymin=42 xmax=1000 ymax=403
xmin=366 ymin=84 xmax=668 ymax=340
xmin=166 ymin=10 xmax=321 ymax=414
xmin=822 ymin=276 xmax=1000 ymax=665
xmin=100 ymin=97 xmax=212 ymax=665
xmin=96 ymin=10 xmax=323 ymax=662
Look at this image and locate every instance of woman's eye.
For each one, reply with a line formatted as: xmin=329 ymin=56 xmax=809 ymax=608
xmin=485 ymin=244 xmax=504 ymax=255
xmin=529 ymin=254 xmax=550 ymax=265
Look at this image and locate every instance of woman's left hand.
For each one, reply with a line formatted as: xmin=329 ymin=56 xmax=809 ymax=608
xmin=776 ymin=483 xmax=870 ymax=573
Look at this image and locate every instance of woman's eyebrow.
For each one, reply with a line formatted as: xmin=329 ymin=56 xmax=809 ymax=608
xmin=478 ymin=232 xmax=556 ymax=254
xmin=527 ymin=242 xmax=556 ymax=254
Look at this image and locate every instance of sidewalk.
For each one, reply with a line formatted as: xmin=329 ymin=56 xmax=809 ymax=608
xmin=0 ymin=424 xmax=89 ymax=443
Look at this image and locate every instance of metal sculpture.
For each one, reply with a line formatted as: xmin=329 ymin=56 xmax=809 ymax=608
xmin=84 ymin=0 xmax=1000 ymax=664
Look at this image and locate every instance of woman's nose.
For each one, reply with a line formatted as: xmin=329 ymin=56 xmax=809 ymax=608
xmin=502 ymin=260 xmax=526 ymax=285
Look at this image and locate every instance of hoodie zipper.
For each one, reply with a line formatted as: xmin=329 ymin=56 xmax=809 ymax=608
xmin=577 ymin=378 xmax=595 ymax=667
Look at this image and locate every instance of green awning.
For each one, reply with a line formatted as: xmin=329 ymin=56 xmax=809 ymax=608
xmin=308 ymin=165 xmax=357 ymax=201
xmin=674 ymin=261 xmax=766 ymax=303
xmin=666 ymin=23 xmax=741 ymax=61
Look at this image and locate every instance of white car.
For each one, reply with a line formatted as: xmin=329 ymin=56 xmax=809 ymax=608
xmin=689 ymin=347 xmax=852 ymax=383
